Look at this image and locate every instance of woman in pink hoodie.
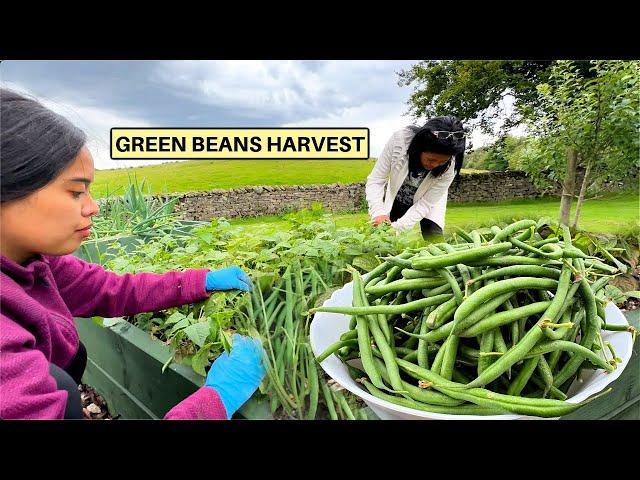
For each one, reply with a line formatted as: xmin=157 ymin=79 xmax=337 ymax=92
xmin=0 ymin=88 xmax=266 ymax=420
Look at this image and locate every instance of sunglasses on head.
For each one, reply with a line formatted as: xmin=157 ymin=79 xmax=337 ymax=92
xmin=430 ymin=130 xmax=466 ymax=140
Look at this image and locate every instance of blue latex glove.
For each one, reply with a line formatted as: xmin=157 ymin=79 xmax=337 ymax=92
xmin=205 ymin=266 xmax=253 ymax=292
xmin=205 ymin=334 xmax=266 ymax=419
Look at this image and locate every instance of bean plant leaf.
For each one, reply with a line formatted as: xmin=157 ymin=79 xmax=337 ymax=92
xmin=351 ymin=254 xmax=380 ymax=273
xmin=190 ymin=342 xmax=215 ymax=376
xmin=220 ymin=327 xmax=232 ymax=353
xmin=604 ymin=284 xmax=627 ymax=305
xmin=164 ymin=311 xmax=186 ymax=326
xmin=103 ymin=317 xmax=126 ymax=328
xmin=168 ymin=317 xmax=191 ymax=335
xmin=183 ymin=322 xmax=212 ymax=348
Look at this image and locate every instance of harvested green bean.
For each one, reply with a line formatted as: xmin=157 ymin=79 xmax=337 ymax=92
xmin=458 ymin=301 xmax=552 ymax=337
xmin=411 ymin=242 xmax=513 ymax=270
xmin=311 ymin=293 xmax=453 ymax=316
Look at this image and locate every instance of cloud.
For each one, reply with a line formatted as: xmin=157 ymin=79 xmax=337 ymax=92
xmin=4 ymin=62 xmax=525 ymax=174
xmin=149 ymin=60 xmax=428 ymax=156
xmin=151 ymin=60 xmax=416 ymax=123
xmin=2 ymin=81 xmax=164 ymax=170
xmin=282 ymin=101 xmax=417 ymax=157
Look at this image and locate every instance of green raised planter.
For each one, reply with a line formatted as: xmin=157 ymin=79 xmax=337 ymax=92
xmin=74 ymin=316 xmax=272 ymax=419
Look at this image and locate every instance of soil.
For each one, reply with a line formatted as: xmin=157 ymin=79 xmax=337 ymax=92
xmin=619 ymin=297 xmax=640 ymax=313
xmin=79 ymin=383 xmax=119 ymax=420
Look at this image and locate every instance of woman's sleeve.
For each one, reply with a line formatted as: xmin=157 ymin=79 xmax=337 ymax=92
xmin=163 ymin=386 xmax=228 ymax=420
xmin=365 ymin=130 xmax=400 ymax=219
xmin=48 ymin=255 xmax=211 ymax=318
xmin=0 ymin=315 xmax=67 ymax=419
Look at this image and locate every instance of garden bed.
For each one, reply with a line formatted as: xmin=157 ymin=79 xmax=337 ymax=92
xmin=73 ymin=214 xmax=640 ymax=420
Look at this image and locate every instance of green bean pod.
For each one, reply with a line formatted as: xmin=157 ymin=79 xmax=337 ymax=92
xmin=361 ymin=380 xmax=504 ymax=415
xmin=311 ymin=293 xmax=453 ymax=316
xmin=507 ymin=356 xmax=539 ymax=396
xmin=365 ymin=277 xmax=448 ymax=296
xmin=454 ymin=277 xmax=558 ymax=327
xmin=467 ymin=265 xmax=561 ymax=285
xmin=467 ymin=256 xmax=563 ymax=267
xmin=426 ymin=297 xmax=457 ymax=329
xmin=524 ymin=340 xmax=614 ymax=372
xmin=451 ymin=291 xmax=516 ymax=335
xmin=397 ymin=358 xmax=611 ymax=417
xmin=541 ymin=260 xmax=575 ymax=341
xmin=411 ymin=242 xmax=513 ymax=270
xmin=489 ymin=220 xmax=537 ymax=244
xmin=372 ymin=358 xmax=463 ymax=406
xmin=457 ymin=300 xmax=552 ymax=338
xmin=536 ymin=355 xmax=554 ymax=398
xmin=351 ymin=271 xmax=385 ymax=389
xmin=464 ymin=318 xmax=547 ymax=389
xmin=553 ymin=266 xmax=601 ymax=388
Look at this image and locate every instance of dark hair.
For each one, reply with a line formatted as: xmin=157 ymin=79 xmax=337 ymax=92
xmin=406 ymin=116 xmax=466 ymax=179
xmin=1 ymin=88 xmax=87 ymax=203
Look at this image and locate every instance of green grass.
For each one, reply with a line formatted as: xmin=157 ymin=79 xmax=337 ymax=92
xmin=229 ymin=192 xmax=639 ymax=237
xmin=93 ymin=160 xmax=488 ymax=198
xmin=93 ymin=160 xmax=376 ymax=198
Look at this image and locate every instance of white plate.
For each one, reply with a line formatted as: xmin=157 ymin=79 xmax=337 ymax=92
xmin=310 ymin=280 xmax=633 ymax=420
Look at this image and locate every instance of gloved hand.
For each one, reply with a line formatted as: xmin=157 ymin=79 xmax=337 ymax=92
xmin=205 ymin=266 xmax=253 ymax=292
xmin=204 ymin=334 xmax=266 ymax=419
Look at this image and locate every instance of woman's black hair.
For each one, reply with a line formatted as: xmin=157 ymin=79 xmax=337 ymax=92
xmin=406 ymin=116 xmax=466 ymax=179
xmin=1 ymin=88 xmax=87 ymax=203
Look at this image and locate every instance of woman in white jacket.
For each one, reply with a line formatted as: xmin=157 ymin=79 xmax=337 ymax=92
xmin=365 ymin=116 xmax=467 ymax=239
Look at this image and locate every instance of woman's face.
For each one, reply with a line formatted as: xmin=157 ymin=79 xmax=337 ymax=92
xmin=0 ymin=146 xmax=100 ymax=264
xmin=420 ymin=151 xmax=452 ymax=171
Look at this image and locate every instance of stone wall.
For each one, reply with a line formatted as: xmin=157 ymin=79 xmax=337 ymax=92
xmin=149 ymin=171 xmax=558 ymax=221
xmin=160 ymin=183 xmax=365 ymax=221
xmin=447 ymin=171 xmax=546 ymax=202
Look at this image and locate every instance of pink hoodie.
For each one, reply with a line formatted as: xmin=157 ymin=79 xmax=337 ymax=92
xmin=0 ymin=253 xmax=227 ymax=420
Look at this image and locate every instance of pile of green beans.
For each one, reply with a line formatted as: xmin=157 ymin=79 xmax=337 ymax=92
xmin=245 ymin=259 xmax=369 ymax=420
xmin=312 ymin=220 xmax=634 ymax=418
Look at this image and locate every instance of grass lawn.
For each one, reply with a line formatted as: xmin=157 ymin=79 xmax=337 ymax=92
xmin=93 ymin=160 xmax=637 ymax=237
xmin=92 ymin=160 xmax=488 ymax=198
xmin=229 ymin=192 xmax=639 ymax=237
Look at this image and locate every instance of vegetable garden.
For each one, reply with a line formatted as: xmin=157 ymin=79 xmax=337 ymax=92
xmin=75 ymin=186 xmax=639 ymax=420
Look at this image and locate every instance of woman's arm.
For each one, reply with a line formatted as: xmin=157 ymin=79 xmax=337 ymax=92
xmin=48 ymin=254 xmax=210 ymax=318
xmin=365 ymin=130 xmax=401 ymax=219
xmin=164 ymin=386 xmax=228 ymax=420
xmin=0 ymin=315 xmax=68 ymax=419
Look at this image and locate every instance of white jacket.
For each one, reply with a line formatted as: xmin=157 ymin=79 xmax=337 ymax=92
xmin=365 ymin=127 xmax=455 ymax=231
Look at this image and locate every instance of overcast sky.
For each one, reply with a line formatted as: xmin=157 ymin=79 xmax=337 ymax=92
xmin=1 ymin=60 xmax=507 ymax=170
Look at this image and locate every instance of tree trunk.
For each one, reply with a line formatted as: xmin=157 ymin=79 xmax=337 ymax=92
xmin=571 ymin=159 xmax=592 ymax=229
xmin=559 ymin=149 xmax=578 ymax=226
xmin=573 ymin=86 xmax=602 ymax=230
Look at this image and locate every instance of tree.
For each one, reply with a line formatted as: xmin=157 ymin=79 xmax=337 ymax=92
xmin=465 ymin=135 xmax=531 ymax=171
xmin=463 ymin=147 xmax=488 ymax=171
xmin=397 ymin=61 xmax=553 ymax=135
xmin=399 ymin=60 xmax=638 ymax=228
xmin=521 ymin=60 xmax=639 ymax=227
